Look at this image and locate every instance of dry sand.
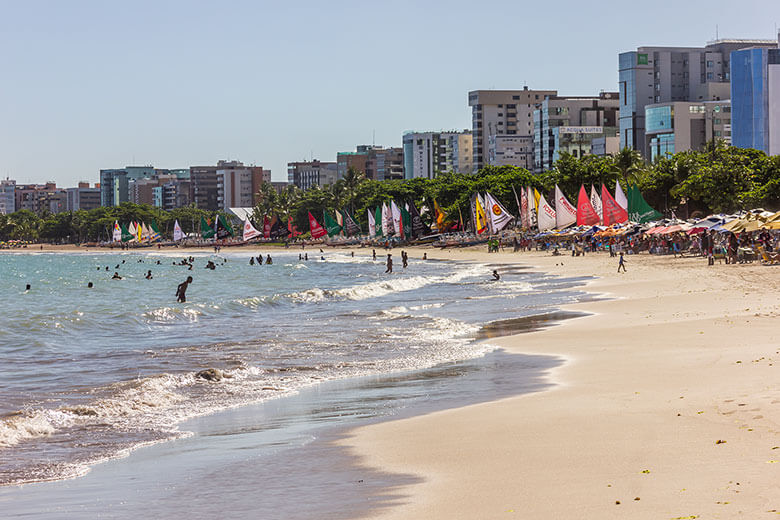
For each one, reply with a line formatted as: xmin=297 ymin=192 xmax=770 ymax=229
xmin=338 ymin=248 xmax=780 ymax=519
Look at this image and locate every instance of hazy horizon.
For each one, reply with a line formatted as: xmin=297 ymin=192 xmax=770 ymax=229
xmin=1 ymin=0 xmax=778 ymax=185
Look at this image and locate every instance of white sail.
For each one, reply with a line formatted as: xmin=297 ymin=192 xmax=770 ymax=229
xmin=173 ymin=220 xmax=184 ymax=241
xmin=527 ymin=186 xmax=537 ymax=229
xmin=242 ymin=219 xmax=261 ymax=241
xmin=615 ymin=180 xmax=628 ymax=210
xmin=368 ymin=208 xmax=376 ymax=237
xmin=554 ymin=185 xmax=577 ymax=229
xmin=141 ymin=223 xmax=151 ymax=243
xmin=485 ymin=192 xmax=514 ymax=232
xmin=537 ymin=193 xmax=557 ymax=231
xmin=381 ymin=202 xmax=393 ymax=236
xmin=590 ymin=185 xmax=603 ymax=224
xmin=390 ymin=201 xmax=403 ymax=237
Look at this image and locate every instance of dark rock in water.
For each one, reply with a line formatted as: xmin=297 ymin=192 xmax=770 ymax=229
xmin=195 ymin=368 xmax=223 ymax=382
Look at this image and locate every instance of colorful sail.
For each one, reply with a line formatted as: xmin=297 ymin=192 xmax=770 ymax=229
xmin=576 ymin=185 xmax=600 ymax=226
xmin=537 ymin=193 xmax=556 ymax=231
xmin=485 ymin=192 xmax=514 ymax=232
xmin=520 ymin=187 xmax=529 ymax=229
xmin=615 ymin=180 xmax=628 ymax=210
xmin=323 ymin=210 xmax=342 ymax=237
xmin=112 ymin=221 xmax=122 ymax=242
xmin=399 ymin=205 xmax=411 ymax=239
xmin=288 ymin=217 xmax=301 ymax=237
xmin=601 ymin=184 xmax=628 ymax=225
xmin=149 ymin=220 xmax=161 ymax=242
xmin=200 ymin=216 xmax=215 ymax=239
xmin=243 ymin=219 xmax=261 ymax=241
xmin=527 ymin=186 xmax=537 ymax=229
xmin=308 ymin=211 xmax=327 ymax=239
xmin=263 ymin=216 xmax=271 ymax=239
xmin=374 ymin=206 xmax=383 ymax=237
xmin=627 ymin=185 xmax=662 ymax=223
xmin=434 ymin=200 xmax=447 ymax=232
xmin=173 ymin=220 xmax=184 ymax=241
xmin=589 ymin=185 xmax=603 ymax=224
xmin=215 ymin=215 xmax=232 ymax=239
xmin=554 ymin=185 xmax=577 ymax=229
xmin=381 ymin=203 xmax=394 ymax=236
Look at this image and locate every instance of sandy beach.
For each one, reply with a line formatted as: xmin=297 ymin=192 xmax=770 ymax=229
xmin=337 ymin=247 xmax=780 ymax=519
xmin=6 ymin=242 xmax=778 ymax=518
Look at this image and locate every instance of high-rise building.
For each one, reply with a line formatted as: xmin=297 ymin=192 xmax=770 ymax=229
xmin=217 ymin=165 xmax=268 ymax=210
xmin=190 ymin=161 xmax=242 ymax=210
xmin=0 ymin=179 xmax=16 ymax=214
xmin=365 ymin=147 xmax=403 ymax=181
xmin=15 ymin=182 xmax=67 ymax=214
xmin=645 ymin=101 xmax=731 ymax=161
xmin=66 ymin=182 xmax=101 ymax=211
xmin=488 ymin=135 xmax=534 ymax=170
xmin=100 ymin=166 xmax=156 ymax=207
xmin=288 ymin=160 xmax=338 ymax=190
xmin=402 ymin=130 xmax=472 ymax=179
xmin=337 ymin=146 xmax=374 ymax=179
xmin=533 ymin=92 xmax=620 ymax=172
xmin=618 ymin=39 xmax=777 ymax=157
xmin=468 ymin=87 xmax=557 ymax=172
xmin=730 ymin=36 xmax=780 ymax=155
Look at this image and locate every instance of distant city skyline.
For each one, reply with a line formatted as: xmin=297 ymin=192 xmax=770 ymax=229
xmin=1 ymin=0 xmax=778 ymax=186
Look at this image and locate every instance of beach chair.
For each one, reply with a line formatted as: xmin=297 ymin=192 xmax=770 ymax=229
xmin=757 ymin=246 xmax=780 ymax=265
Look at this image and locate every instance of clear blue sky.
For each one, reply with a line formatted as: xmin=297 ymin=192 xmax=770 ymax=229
xmin=1 ymin=0 xmax=777 ymax=185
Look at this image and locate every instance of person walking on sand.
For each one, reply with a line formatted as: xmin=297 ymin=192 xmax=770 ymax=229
xmin=176 ymin=276 xmax=193 ymax=303
xmin=385 ymin=254 xmax=393 ymax=274
xmin=617 ymin=252 xmax=626 ymax=273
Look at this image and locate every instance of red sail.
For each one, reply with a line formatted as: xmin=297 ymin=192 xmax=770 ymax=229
xmin=308 ymin=211 xmax=327 ymax=239
xmin=263 ymin=216 xmax=271 ymax=239
xmin=576 ymin=185 xmax=600 ymax=226
xmin=601 ymin=184 xmax=628 ymax=225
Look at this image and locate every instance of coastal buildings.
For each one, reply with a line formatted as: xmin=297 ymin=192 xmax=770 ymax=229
xmin=216 ymin=164 xmax=269 ymax=210
xmin=288 ymin=160 xmax=338 ymax=190
xmin=337 ymin=146 xmax=373 ymax=180
xmin=468 ymin=87 xmax=557 ymax=172
xmin=645 ymin=101 xmax=732 ymax=161
xmin=618 ymin=39 xmax=777 ymax=157
xmin=365 ymin=147 xmax=403 ymax=181
xmin=488 ymin=135 xmax=534 ymax=170
xmin=402 ymin=130 xmax=472 ymax=179
xmin=15 ymin=182 xmax=67 ymax=214
xmin=99 ymin=166 xmax=156 ymax=207
xmin=65 ymin=183 xmax=101 ymax=211
xmin=532 ymin=92 xmax=620 ymax=172
xmin=0 ymin=180 xmax=16 ymax=214
xmin=730 ymin=36 xmax=780 ymax=155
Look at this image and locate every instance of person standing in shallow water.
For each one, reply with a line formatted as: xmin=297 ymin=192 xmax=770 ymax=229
xmin=385 ymin=254 xmax=393 ymax=274
xmin=176 ymin=276 xmax=193 ymax=302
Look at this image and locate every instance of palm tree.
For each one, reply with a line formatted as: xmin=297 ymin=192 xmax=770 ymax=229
xmin=342 ymin=167 xmax=367 ymax=213
xmin=613 ymin=147 xmax=645 ymax=186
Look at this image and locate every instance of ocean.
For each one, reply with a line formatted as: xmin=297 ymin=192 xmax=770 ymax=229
xmin=0 ymin=249 xmax=589 ymax=517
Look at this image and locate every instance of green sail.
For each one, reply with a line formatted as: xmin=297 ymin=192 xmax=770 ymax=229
xmin=399 ymin=205 xmax=411 ymax=239
xmin=120 ymin=223 xmax=133 ymax=242
xmin=374 ymin=206 xmax=383 ymax=237
xmin=323 ymin=210 xmax=342 ymax=237
xmin=627 ymin=185 xmax=662 ymax=223
xmin=201 ymin=216 xmax=215 ymax=239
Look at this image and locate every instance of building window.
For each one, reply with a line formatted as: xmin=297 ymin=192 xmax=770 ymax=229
xmin=706 ymin=60 xmax=713 ymax=67
xmin=512 ymin=95 xmax=519 ymax=100
xmin=706 ymin=72 xmax=713 ymax=80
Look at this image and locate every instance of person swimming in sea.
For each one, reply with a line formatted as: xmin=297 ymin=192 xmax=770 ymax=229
xmin=250 ymin=257 xmax=255 ymax=265
xmin=87 ymin=282 xmax=93 ymax=288
xmin=176 ymin=276 xmax=193 ymax=302
xmin=145 ymin=270 xmax=153 ymax=279
xmin=205 ymin=260 xmax=216 ymax=270
xmin=265 ymin=255 xmax=272 ymax=265
xmin=112 ymin=272 xmax=122 ymax=280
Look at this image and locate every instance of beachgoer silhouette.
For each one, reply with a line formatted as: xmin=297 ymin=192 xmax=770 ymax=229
xmin=372 ymin=249 xmax=376 ymax=261
xmin=87 ymin=282 xmax=93 ymax=288
xmin=145 ymin=270 xmax=153 ymax=279
xmin=422 ymin=253 xmax=427 ymax=260
xmin=304 ymin=253 xmax=308 ymax=261
xmin=25 ymin=284 xmax=31 ymax=291
xmin=266 ymin=255 xmax=272 ymax=265
xmin=402 ymin=251 xmax=408 ymax=268
xmin=112 ymin=272 xmax=122 ymax=280
xmin=492 ymin=270 xmax=500 ymax=281
xmin=250 ymin=257 xmax=255 ymax=265
xmin=385 ymin=254 xmax=393 ymax=274
xmin=176 ymin=276 xmax=193 ymax=302
xmin=618 ymin=252 xmax=626 ymax=273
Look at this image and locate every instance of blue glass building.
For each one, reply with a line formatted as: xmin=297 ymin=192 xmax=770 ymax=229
xmin=730 ymin=46 xmax=780 ymax=154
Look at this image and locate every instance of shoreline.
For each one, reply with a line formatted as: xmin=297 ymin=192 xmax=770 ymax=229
xmin=342 ymin=249 xmax=780 ymax=519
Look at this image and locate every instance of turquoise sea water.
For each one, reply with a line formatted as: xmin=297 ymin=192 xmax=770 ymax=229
xmin=0 ymin=250 xmax=588 ymax=487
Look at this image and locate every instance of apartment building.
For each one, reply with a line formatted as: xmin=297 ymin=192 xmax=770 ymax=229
xmin=0 ymin=179 xmax=16 ymax=214
xmin=645 ymin=101 xmax=732 ymax=161
xmin=66 ymin=182 xmax=101 ymax=211
xmin=468 ymin=87 xmax=557 ymax=172
xmin=217 ymin=165 xmax=269 ymax=210
xmin=402 ymin=130 xmax=472 ymax=179
xmin=533 ymin=92 xmax=620 ymax=172
xmin=288 ymin=160 xmax=338 ymax=190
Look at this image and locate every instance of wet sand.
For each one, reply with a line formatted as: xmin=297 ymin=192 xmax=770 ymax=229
xmin=343 ymin=248 xmax=780 ymax=519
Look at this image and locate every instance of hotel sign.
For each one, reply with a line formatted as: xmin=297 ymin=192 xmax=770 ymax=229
xmin=558 ymin=126 xmax=603 ymax=135
xmin=637 ymin=53 xmax=648 ymax=65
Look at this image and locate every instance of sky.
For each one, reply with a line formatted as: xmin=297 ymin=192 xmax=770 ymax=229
xmin=1 ymin=0 xmax=778 ymax=185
